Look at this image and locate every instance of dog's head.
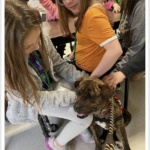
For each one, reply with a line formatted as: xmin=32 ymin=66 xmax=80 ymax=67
xmin=73 ymin=77 xmax=115 ymax=118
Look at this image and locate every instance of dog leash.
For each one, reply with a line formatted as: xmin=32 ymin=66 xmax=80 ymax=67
xmin=103 ymin=95 xmax=123 ymax=114
xmin=105 ymin=97 xmax=115 ymax=150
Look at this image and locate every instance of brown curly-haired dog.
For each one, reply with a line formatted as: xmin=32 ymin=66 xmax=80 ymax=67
xmin=74 ymin=77 xmax=131 ymax=150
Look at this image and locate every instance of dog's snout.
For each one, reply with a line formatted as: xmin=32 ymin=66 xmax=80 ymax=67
xmin=74 ymin=103 xmax=83 ymax=112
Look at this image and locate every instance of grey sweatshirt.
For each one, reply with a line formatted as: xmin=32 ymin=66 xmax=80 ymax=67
xmin=114 ymin=0 xmax=145 ymax=71
xmin=6 ymin=33 xmax=89 ymax=124
xmin=119 ymin=48 xmax=145 ymax=77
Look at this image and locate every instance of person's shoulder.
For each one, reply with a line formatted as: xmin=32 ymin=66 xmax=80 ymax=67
xmin=137 ymin=0 xmax=145 ymax=4
xmin=42 ymin=33 xmax=49 ymax=45
xmin=42 ymin=33 xmax=52 ymax=44
xmin=41 ymin=33 xmax=53 ymax=50
xmin=132 ymin=0 xmax=145 ymax=15
xmin=134 ymin=0 xmax=145 ymax=10
xmin=42 ymin=33 xmax=58 ymax=57
xmin=85 ymin=4 xmax=107 ymax=19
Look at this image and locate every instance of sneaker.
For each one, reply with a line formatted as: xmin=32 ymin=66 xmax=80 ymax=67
xmin=45 ymin=137 xmax=70 ymax=150
xmin=116 ymin=83 xmax=121 ymax=91
xmin=79 ymin=128 xmax=95 ymax=144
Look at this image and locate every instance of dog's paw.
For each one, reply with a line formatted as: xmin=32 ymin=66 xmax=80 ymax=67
xmin=115 ymin=141 xmax=124 ymax=150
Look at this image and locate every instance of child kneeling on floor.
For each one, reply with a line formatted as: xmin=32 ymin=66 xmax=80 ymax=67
xmin=5 ymin=1 xmax=95 ymax=150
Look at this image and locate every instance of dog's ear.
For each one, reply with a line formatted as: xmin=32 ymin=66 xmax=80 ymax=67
xmin=99 ymin=84 xmax=115 ymax=101
xmin=74 ymin=77 xmax=84 ymax=88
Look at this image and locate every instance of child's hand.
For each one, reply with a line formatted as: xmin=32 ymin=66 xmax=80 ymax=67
xmin=64 ymin=51 xmax=75 ymax=61
xmin=113 ymin=3 xmax=121 ymax=13
xmin=68 ymin=51 xmax=75 ymax=60
xmin=102 ymin=71 xmax=126 ymax=90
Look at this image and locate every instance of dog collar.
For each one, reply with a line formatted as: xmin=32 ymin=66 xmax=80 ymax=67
xmin=103 ymin=95 xmax=123 ymax=114
xmin=93 ymin=115 xmax=123 ymax=123
xmin=115 ymin=95 xmax=123 ymax=114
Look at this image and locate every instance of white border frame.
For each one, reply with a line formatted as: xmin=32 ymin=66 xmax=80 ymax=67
xmin=1 ymin=0 xmax=5 ymax=150
xmin=145 ymin=0 xmax=149 ymax=150
xmin=1 ymin=0 xmax=149 ymax=150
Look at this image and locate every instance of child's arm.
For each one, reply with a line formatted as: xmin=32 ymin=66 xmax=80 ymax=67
xmin=6 ymin=86 xmax=77 ymax=124
xmin=90 ymin=39 xmax=122 ymax=78
xmin=68 ymin=51 xmax=75 ymax=60
xmin=102 ymin=48 xmax=145 ymax=90
xmin=39 ymin=0 xmax=59 ymax=21
xmin=105 ymin=2 xmax=120 ymax=13
xmin=105 ymin=2 xmax=115 ymax=11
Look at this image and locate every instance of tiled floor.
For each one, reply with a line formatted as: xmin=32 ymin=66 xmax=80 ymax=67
xmin=5 ymin=45 xmax=145 ymax=150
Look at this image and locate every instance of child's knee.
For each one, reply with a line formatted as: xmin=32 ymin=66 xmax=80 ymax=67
xmin=86 ymin=114 xmax=93 ymax=125
xmin=78 ymin=114 xmax=93 ymax=126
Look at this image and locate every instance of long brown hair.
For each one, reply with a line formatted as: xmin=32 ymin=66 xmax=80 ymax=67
xmin=5 ymin=0 xmax=51 ymax=111
xmin=120 ymin=0 xmax=139 ymax=16
xmin=56 ymin=0 xmax=103 ymax=38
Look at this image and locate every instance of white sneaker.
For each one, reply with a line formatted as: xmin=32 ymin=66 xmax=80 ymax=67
xmin=45 ymin=137 xmax=71 ymax=150
xmin=79 ymin=128 xmax=95 ymax=144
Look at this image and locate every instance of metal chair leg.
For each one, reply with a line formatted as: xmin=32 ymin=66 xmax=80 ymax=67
xmin=124 ymin=78 xmax=129 ymax=109
xmin=70 ymin=42 xmax=73 ymax=52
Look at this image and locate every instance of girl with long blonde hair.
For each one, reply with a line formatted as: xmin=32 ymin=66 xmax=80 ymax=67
xmin=5 ymin=1 xmax=95 ymax=150
xmin=56 ymin=0 xmax=122 ymax=79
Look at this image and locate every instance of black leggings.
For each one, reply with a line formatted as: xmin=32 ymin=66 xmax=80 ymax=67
xmin=68 ymin=60 xmax=119 ymax=79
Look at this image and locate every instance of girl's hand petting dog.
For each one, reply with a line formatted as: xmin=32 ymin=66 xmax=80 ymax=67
xmin=102 ymin=71 xmax=126 ymax=90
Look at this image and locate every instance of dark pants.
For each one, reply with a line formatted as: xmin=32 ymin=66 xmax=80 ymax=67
xmin=68 ymin=60 xmax=119 ymax=79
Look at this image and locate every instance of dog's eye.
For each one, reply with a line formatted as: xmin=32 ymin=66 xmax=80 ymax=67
xmin=88 ymin=94 xmax=95 ymax=100
xmin=88 ymin=91 xmax=96 ymax=100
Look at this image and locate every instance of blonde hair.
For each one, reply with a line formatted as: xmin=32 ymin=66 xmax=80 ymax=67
xmin=56 ymin=0 xmax=103 ymax=38
xmin=5 ymin=0 xmax=51 ymax=111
